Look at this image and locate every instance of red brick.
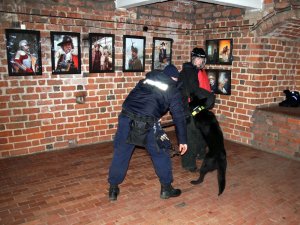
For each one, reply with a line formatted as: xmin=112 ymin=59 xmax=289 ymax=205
xmin=20 ymin=80 xmax=37 ymax=86
xmin=14 ymin=142 xmax=32 ymax=149
xmin=38 ymin=114 xmax=54 ymax=119
xmin=8 ymin=148 xmax=28 ymax=156
xmin=6 ymin=88 xmax=24 ymax=94
xmin=8 ymin=102 xmax=27 ymax=108
xmin=28 ymin=145 xmax=45 ymax=154
xmin=0 ymin=138 xmax=8 ymax=144
xmin=8 ymin=136 xmax=27 ymax=143
xmin=0 ymin=96 xmax=10 ymax=102
xmin=27 ymin=133 xmax=44 ymax=140
xmin=23 ymin=108 xmax=40 ymax=114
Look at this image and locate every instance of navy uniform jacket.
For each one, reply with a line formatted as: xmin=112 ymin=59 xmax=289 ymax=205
xmin=122 ymin=70 xmax=187 ymax=144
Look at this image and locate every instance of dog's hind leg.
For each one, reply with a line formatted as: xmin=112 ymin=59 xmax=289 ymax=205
xmin=190 ymin=157 xmax=216 ymax=185
xmin=190 ymin=170 xmax=206 ymax=184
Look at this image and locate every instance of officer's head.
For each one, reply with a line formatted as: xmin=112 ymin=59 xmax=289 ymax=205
xmin=163 ymin=64 xmax=179 ymax=81
xmin=191 ymin=47 xmax=206 ymax=69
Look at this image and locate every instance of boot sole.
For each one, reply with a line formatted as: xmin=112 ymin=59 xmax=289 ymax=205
xmin=109 ymin=197 xmax=117 ymax=201
xmin=160 ymin=194 xmax=170 ymax=199
xmin=160 ymin=193 xmax=181 ymax=199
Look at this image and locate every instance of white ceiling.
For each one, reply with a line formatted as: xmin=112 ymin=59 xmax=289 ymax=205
xmin=115 ymin=0 xmax=262 ymax=10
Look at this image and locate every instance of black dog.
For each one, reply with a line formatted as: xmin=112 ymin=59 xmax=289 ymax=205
xmin=279 ymin=89 xmax=300 ymax=107
xmin=189 ymin=97 xmax=227 ymax=196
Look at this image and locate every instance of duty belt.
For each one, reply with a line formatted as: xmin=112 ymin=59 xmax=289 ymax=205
xmin=121 ymin=109 xmax=158 ymax=123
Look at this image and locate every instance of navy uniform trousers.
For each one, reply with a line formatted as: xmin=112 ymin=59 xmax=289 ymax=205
xmin=108 ymin=114 xmax=173 ymax=186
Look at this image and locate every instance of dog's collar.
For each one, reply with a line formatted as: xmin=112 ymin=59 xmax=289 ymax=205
xmin=191 ymin=105 xmax=205 ymax=116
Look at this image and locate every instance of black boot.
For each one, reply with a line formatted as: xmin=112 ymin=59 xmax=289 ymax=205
xmin=160 ymin=184 xmax=181 ymax=199
xmin=108 ymin=185 xmax=119 ymax=201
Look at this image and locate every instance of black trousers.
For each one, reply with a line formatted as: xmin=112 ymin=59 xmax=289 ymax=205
xmin=181 ymin=116 xmax=207 ymax=170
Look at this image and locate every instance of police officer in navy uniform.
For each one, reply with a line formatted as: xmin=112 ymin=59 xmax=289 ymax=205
xmin=178 ymin=48 xmax=215 ymax=172
xmin=108 ymin=64 xmax=188 ymax=201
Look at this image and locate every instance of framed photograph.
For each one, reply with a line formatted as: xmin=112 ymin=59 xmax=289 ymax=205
xmin=217 ymin=70 xmax=231 ymax=95
xmin=123 ymin=35 xmax=145 ymax=72
xmin=218 ymin=39 xmax=233 ymax=65
xmin=5 ymin=29 xmax=42 ymax=76
xmin=206 ymin=40 xmax=218 ymax=64
xmin=89 ymin=33 xmax=115 ymax=73
xmin=206 ymin=39 xmax=233 ymax=65
xmin=206 ymin=69 xmax=219 ymax=93
xmin=51 ymin=32 xmax=81 ymax=74
xmin=152 ymin=37 xmax=173 ymax=70
xmin=206 ymin=69 xmax=231 ymax=95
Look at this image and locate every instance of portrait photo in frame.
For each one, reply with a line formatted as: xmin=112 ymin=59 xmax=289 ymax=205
xmin=5 ymin=29 xmax=42 ymax=76
xmin=206 ymin=40 xmax=219 ymax=64
xmin=89 ymin=33 xmax=115 ymax=73
xmin=217 ymin=70 xmax=231 ymax=95
xmin=123 ymin=35 xmax=145 ymax=72
xmin=218 ymin=39 xmax=233 ymax=65
xmin=207 ymin=69 xmax=219 ymax=93
xmin=51 ymin=32 xmax=81 ymax=74
xmin=206 ymin=69 xmax=231 ymax=95
xmin=152 ymin=37 xmax=173 ymax=70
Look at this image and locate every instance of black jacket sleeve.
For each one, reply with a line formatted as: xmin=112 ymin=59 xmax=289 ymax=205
xmin=169 ymin=90 xmax=187 ymax=144
xmin=179 ymin=65 xmax=215 ymax=111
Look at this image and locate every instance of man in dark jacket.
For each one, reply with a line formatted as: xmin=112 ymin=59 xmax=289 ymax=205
xmin=178 ymin=48 xmax=215 ymax=172
xmin=108 ymin=64 xmax=188 ymax=201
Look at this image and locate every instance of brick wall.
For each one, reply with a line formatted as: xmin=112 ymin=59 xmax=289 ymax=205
xmin=0 ymin=0 xmax=299 ymax=158
xmin=193 ymin=1 xmax=300 ymax=155
xmin=252 ymin=108 xmax=300 ymax=159
xmin=0 ymin=0 xmax=195 ymax=157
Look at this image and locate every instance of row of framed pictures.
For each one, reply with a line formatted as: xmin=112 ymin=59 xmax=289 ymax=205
xmin=5 ymin=29 xmax=173 ymax=76
xmin=207 ymin=69 xmax=231 ymax=95
xmin=206 ymin=39 xmax=233 ymax=65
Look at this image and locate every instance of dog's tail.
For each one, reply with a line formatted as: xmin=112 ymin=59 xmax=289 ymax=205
xmin=217 ymin=152 xmax=227 ymax=195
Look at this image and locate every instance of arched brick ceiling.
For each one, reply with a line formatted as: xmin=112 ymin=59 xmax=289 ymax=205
xmin=115 ymin=0 xmax=262 ymax=10
xmin=251 ymin=6 xmax=300 ymax=41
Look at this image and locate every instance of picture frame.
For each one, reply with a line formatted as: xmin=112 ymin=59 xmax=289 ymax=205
xmin=51 ymin=32 xmax=81 ymax=74
xmin=123 ymin=35 xmax=145 ymax=72
xmin=5 ymin=29 xmax=42 ymax=76
xmin=206 ymin=40 xmax=219 ymax=64
xmin=89 ymin=33 xmax=115 ymax=73
xmin=152 ymin=37 xmax=173 ymax=71
xmin=206 ymin=39 xmax=233 ymax=65
xmin=206 ymin=69 xmax=231 ymax=95
xmin=207 ymin=69 xmax=219 ymax=94
xmin=217 ymin=70 xmax=231 ymax=95
xmin=218 ymin=39 xmax=233 ymax=65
